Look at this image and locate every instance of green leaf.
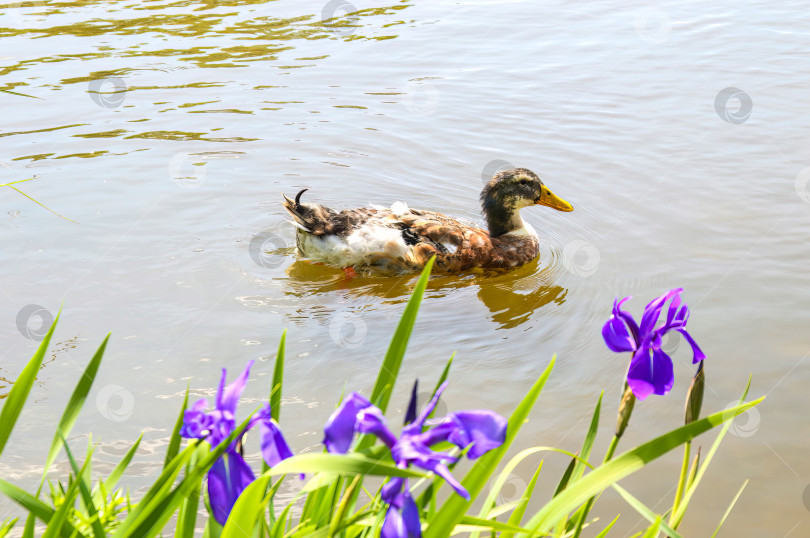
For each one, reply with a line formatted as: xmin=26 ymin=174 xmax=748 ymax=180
xmin=264 ymin=330 xmax=286 ymax=475
xmin=593 ymin=514 xmax=620 ymax=538
xmin=366 ymin=257 xmax=434 ymax=418
xmin=670 ymin=379 xmax=753 ymax=529
xmin=105 ymin=433 xmax=143 ymax=492
xmin=271 ymin=330 xmax=286 ymax=422
xmin=516 ymin=397 xmax=764 ymax=537
xmin=43 ymin=335 xmax=108 ymax=476
xmin=165 ymin=387 xmax=190 ymax=468
xmin=0 ymin=311 xmax=60 ymax=458
xmin=175 ymin=452 xmax=201 ymax=538
xmin=572 ymin=392 xmax=602 ymax=484
xmin=501 ymin=461 xmax=543 ymax=538
xmin=268 ymin=453 xmax=426 ymax=479
xmin=611 ymin=484 xmax=682 ymax=538
xmin=57 ymin=430 xmax=105 ymax=538
xmin=0 ymin=480 xmax=64 ymax=528
xmin=423 ymin=356 xmax=555 ymax=538
xmin=639 ymin=517 xmax=661 ymax=538
xmin=710 ymin=480 xmax=748 ymax=538
xmin=0 ymin=518 xmax=18 ymax=538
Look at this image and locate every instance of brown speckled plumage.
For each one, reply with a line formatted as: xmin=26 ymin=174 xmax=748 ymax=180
xmin=282 ymin=168 xmax=572 ymax=273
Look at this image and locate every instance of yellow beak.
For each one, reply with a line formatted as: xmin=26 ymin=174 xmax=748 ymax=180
xmin=536 ymin=186 xmax=573 ymax=212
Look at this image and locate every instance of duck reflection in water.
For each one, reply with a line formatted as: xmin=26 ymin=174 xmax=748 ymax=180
xmin=281 ymin=256 xmax=567 ymax=331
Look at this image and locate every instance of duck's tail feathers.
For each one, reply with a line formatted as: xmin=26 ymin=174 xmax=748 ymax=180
xmin=282 ymin=189 xmax=332 ymax=235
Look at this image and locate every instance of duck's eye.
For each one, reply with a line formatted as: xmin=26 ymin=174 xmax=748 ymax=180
xmin=519 ymin=179 xmax=530 ymax=186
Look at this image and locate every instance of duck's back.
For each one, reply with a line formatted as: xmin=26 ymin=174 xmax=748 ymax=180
xmin=283 ymin=193 xmax=539 ymax=272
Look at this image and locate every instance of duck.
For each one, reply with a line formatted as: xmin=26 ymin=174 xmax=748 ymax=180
xmin=282 ymin=168 xmax=573 ymax=273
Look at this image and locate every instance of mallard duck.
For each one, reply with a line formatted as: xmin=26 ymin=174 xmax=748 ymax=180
xmin=282 ymin=168 xmax=573 ymax=273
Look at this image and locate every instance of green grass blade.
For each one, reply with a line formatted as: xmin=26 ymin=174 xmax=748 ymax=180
xmin=553 ymin=454 xmax=578 ymax=498
xmin=111 ymin=444 xmax=197 ymax=537
xmin=271 ymin=330 xmax=286 ymax=422
xmin=165 ymin=387 xmax=190 ymax=468
xmin=572 ymin=393 xmax=602 ymax=483
xmin=328 ymin=475 xmax=360 ymax=538
xmin=423 ymin=356 xmax=555 ymax=538
xmin=43 ymin=335 xmax=108 ymax=476
xmin=262 ymin=453 xmax=426 ymax=479
xmin=670 ymin=379 xmax=753 ymax=529
xmin=501 ymin=461 xmax=543 ymax=538
xmin=106 ymin=433 xmax=143 ymax=492
xmin=639 ymin=517 xmax=661 ymax=538
xmin=593 ymin=514 xmax=620 ymax=538
xmin=41 ymin=473 xmax=81 ymax=538
xmin=366 ymin=257 xmax=434 ymax=418
xmin=175 ymin=452 xmax=201 ymax=538
xmin=0 ymin=479 xmax=63 ymax=527
xmin=611 ymin=484 xmax=682 ymax=538
xmin=516 ymin=397 xmax=764 ymax=537
xmin=710 ymin=480 xmax=748 ymax=538
xmin=477 ymin=447 xmax=582 ymax=523
xmin=56 ymin=430 xmax=105 ymax=538
xmin=457 ymin=515 xmax=538 ymax=534
xmin=264 ymin=330 xmax=286 ymax=474
xmin=0 ymin=311 xmax=60 ymax=458
xmin=0 ymin=518 xmax=17 ymax=538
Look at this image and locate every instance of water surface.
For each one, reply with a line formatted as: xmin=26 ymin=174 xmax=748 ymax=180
xmin=2 ymin=0 xmax=810 ymax=535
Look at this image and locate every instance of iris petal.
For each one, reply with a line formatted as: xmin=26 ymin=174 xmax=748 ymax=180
xmin=323 ymin=392 xmax=373 ymax=454
xmin=627 ymin=347 xmax=656 ymax=400
xmin=260 ymin=415 xmax=294 ymax=467
xmin=401 ymin=492 xmax=422 ymax=537
xmin=602 ymin=316 xmax=637 ymax=352
xmin=678 ymin=329 xmax=706 ymax=364
xmin=440 ymin=411 xmax=507 ymax=459
xmin=356 ymin=406 xmax=398 ymax=448
xmin=640 ymin=288 xmax=682 ymax=336
xmin=650 ymin=346 xmax=675 ymax=396
xmin=207 ymin=451 xmax=256 ymax=525
xmin=217 ymin=361 xmax=254 ymax=416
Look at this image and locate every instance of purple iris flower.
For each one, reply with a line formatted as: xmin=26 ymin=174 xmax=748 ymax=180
xmin=323 ymin=382 xmax=507 ymax=538
xmin=180 ymin=360 xmax=294 ymax=525
xmin=602 ymin=288 xmax=706 ymax=400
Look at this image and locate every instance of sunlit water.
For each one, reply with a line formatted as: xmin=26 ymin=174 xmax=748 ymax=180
xmin=2 ymin=0 xmax=810 ymax=535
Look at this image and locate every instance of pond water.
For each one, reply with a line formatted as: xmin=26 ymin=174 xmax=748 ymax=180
xmin=2 ymin=0 xmax=810 ymax=535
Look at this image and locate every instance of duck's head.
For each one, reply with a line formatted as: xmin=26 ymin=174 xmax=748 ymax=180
xmin=480 ymin=168 xmax=573 ymax=237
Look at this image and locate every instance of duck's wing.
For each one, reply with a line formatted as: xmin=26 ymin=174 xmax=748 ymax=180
xmin=395 ymin=210 xmax=494 ymax=269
